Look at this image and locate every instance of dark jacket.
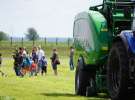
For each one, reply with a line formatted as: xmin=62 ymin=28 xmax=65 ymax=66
xmin=13 ymin=52 xmax=23 ymax=67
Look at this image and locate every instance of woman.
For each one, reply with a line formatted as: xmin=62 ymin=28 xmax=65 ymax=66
xmin=50 ymin=48 xmax=60 ymax=76
xmin=31 ymin=47 xmax=38 ymax=63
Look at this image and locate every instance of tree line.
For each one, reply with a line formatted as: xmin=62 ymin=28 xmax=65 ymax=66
xmin=0 ymin=27 xmax=39 ymax=41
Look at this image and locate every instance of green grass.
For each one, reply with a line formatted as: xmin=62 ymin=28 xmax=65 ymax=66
xmin=0 ymin=58 xmax=109 ymax=100
xmin=0 ymin=41 xmax=110 ymax=100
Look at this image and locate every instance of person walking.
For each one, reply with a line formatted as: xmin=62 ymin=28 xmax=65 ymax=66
xmin=37 ymin=45 xmax=45 ymax=74
xmin=21 ymin=53 xmax=31 ymax=76
xmin=31 ymin=47 xmax=38 ymax=63
xmin=41 ymin=56 xmax=47 ymax=76
xmin=30 ymin=60 xmax=37 ymax=76
xmin=13 ymin=47 xmax=23 ymax=76
xmin=69 ymin=46 xmax=74 ymax=70
xmin=50 ymin=48 xmax=60 ymax=76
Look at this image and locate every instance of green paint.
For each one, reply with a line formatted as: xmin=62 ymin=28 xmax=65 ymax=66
xmin=73 ymin=0 xmax=134 ymax=92
xmin=74 ymin=11 xmax=109 ymax=65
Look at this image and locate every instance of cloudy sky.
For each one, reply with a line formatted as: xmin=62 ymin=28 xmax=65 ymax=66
xmin=0 ymin=0 xmax=102 ymax=37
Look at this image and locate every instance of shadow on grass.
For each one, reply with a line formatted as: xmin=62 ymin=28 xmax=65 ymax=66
xmin=40 ymin=93 xmax=75 ymax=97
xmin=40 ymin=92 xmax=110 ymax=99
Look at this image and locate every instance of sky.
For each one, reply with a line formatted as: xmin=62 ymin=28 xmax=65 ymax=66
xmin=0 ymin=0 xmax=102 ymax=38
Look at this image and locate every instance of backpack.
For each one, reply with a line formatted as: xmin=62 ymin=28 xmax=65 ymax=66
xmin=23 ymin=57 xmax=30 ymax=67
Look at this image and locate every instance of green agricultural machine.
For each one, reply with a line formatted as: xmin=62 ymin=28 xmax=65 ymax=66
xmin=73 ymin=0 xmax=135 ymax=100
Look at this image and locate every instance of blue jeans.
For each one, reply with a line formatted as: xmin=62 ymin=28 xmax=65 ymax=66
xmin=69 ymin=57 xmax=74 ymax=70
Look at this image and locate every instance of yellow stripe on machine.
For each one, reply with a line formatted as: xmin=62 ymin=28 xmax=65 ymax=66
xmin=101 ymin=28 xmax=108 ymax=32
xmin=101 ymin=47 xmax=108 ymax=51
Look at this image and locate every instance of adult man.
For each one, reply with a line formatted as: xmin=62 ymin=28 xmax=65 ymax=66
xmin=69 ymin=46 xmax=74 ymax=70
xmin=37 ymin=45 xmax=45 ymax=73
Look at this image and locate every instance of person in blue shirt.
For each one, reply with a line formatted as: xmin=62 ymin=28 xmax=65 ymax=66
xmin=21 ymin=54 xmax=31 ymax=76
xmin=31 ymin=47 xmax=38 ymax=63
xmin=41 ymin=56 xmax=47 ymax=76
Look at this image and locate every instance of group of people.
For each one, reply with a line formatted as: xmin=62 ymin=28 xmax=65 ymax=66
xmin=0 ymin=45 xmax=74 ymax=77
xmin=13 ymin=46 xmax=60 ymax=77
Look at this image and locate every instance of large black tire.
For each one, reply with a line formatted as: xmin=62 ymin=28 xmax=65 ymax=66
xmin=75 ymin=57 xmax=96 ymax=96
xmin=107 ymin=41 xmax=129 ymax=100
xmin=75 ymin=57 xmax=88 ymax=96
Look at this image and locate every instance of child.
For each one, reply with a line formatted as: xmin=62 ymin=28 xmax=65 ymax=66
xmin=21 ymin=54 xmax=30 ymax=76
xmin=30 ymin=61 xmax=37 ymax=76
xmin=41 ymin=56 xmax=47 ymax=76
xmin=50 ymin=49 xmax=60 ymax=76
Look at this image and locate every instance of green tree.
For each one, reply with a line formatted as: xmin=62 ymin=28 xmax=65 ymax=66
xmin=0 ymin=31 xmax=8 ymax=41
xmin=26 ymin=28 xmax=39 ymax=41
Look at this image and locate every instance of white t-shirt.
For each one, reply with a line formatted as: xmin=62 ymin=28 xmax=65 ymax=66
xmin=23 ymin=50 xmax=27 ymax=55
xmin=37 ymin=49 xmax=45 ymax=61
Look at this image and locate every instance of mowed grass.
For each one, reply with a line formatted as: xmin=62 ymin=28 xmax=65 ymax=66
xmin=0 ymin=42 xmax=109 ymax=100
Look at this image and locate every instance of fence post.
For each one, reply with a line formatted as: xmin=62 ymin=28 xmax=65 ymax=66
xmin=56 ymin=38 xmax=58 ymax=45
xmin=10 ymin=37 xmax=13 ymax=46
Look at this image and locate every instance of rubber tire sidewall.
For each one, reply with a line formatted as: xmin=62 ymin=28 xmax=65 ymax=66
xmin=107 ymin=41 xmax=129 ymax=100
xmin=75 ymin=57 xmax=90 ymax=96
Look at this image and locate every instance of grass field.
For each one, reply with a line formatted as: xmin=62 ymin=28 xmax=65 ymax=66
xmin=0 ymin=41 xmax=110 ymax=100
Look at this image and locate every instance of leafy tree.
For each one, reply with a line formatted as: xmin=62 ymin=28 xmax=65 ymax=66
xmin=0 ymin=31 xmax=8 ymax=41
xmin=26 ymin=28 xmax=39 ymax=41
